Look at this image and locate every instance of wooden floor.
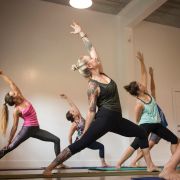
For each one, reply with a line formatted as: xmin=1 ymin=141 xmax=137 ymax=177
xmin=0 ymin=168 xmax=166 ymax=180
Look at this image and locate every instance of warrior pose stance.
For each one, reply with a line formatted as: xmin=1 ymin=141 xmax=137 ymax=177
xmin=127 ymin=66 xmax=168 ymax=167
xmin=116 ymin=52 xmax=178 ymax=168
xmin=43 ymin=22 xmax=158 ymax=175
xmin=0 ymin=70 xmax=64 ymax=167
xmin=60 ymin=94 xmax=108 ymax=167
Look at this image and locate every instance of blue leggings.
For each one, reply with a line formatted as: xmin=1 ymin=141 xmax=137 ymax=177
xmin=0 ymin=126 xmax=60 ymax=159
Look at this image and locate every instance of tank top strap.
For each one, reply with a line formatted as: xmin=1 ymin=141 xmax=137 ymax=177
xmin=137 ymin=93 xmax=152 ymax=104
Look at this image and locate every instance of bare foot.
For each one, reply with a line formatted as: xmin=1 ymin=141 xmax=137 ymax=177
xmin=147 ymin=166 xmax=161 ymax=172
xmin=57 ymin=164 xmax=69 ymax=169
xmin=43 ymin=169 xmax=52 ymax=176
xmin=159 ymin=168 xmax=180 ymax=180
xmin=130 ymin=162 xmax=138 ymax=167
xmin=101 ymin=162 xmax=109 ymax=167
xmin=115 ymin=164 xmax=121 ymax=169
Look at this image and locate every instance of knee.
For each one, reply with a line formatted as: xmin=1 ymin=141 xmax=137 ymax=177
xmin=99 ymin=144 xmax=104 ymax=150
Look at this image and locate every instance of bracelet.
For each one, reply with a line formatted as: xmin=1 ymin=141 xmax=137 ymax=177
xmin=81 ymin=34 xmax=87 ymax=39
xmin=80 ymin=32 xmax=87 ymax=39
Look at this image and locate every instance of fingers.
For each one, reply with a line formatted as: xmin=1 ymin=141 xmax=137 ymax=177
xmin=70 ymin=24 xmax=75 ymax=28
xmin=149 ymin=67 xmax=153 ymax=75
xmin=73 ymin=21 xmax=77 ymax=26
xmin=136 ymin=51 xmax=144 ymax=61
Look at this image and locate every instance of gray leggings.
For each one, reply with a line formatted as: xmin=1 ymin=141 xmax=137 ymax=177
xmin=0 ymin=126 xmax=60 ymax=159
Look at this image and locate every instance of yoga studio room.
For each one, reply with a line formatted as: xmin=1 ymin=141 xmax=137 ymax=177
xmin=0 ymin=0 xmax=180 ymax=180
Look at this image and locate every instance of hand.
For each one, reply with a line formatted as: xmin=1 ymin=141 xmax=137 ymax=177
xmin=149 ymin=67 xmax=153 ymax=76
xmin=136 ymin=51 xmax=144 ymax=62
xmin=60 ymin=94 xmax=67 ymax=99
xmin=70 ymin=22 xmax=82 ymax=34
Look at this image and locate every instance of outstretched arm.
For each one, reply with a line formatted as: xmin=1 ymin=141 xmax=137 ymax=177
xmin=134 ymin=103 xmax=144 ymax=124
xmin=136 ymin=52 xmax=148 ymax=90
xmin=0 ymin=70 xmax=23 ymax=98
xmin=149 ymin=67 xmax=156 ymax=99
xmin=68 ymin=123 xmax=77 ymax=144
xmin=70 ymin=22 xmax=103 ymax=73
xmin=83 ymin=81 xmax=99 ymax=134
xmin=60 ymin=94 xmax=80 ymax=115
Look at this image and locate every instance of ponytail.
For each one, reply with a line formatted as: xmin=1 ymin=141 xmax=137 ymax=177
xmin=0 ymin=103 xmax=9 ymax=135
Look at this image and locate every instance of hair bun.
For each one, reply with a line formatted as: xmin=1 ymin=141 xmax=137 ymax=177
xmin=71 ymin=64 xmax=78 ymax=71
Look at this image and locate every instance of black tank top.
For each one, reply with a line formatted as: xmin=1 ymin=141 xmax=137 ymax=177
xmin=89 ymin=78 xmax=122 ymax=113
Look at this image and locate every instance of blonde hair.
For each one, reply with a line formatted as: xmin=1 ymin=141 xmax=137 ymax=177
xmin=0 ymin=103 xmax=9 ymax=135
xmin=71 ymin=57 xmax=92 ymax=78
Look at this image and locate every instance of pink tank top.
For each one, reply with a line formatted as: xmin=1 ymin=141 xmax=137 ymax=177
xmin=20 ymin=100 xmax=39 ymax=127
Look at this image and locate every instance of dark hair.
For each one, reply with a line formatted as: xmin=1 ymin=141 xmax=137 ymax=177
xmin=4 ymin=93 xmax=15 ymax=106
xmin=66 ymin=111 xmax=74 ymax=122
xmin=124 ymin=81 xmax=140 ymax=96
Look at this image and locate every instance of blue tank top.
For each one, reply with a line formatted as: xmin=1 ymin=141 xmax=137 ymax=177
xmin=137 ymin=94 xmax=161 ymax=125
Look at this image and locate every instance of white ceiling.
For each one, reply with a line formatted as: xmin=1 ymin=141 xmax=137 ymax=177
xmin=42 ymin=0 xmax=180 ymax=28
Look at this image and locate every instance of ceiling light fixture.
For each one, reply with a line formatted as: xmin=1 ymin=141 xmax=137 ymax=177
xmin=69 ymin=0 xmax=92 ymax=9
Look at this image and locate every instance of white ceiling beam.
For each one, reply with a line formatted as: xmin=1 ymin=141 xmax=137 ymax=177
xmin=117 ymin=0 xmax=167 ymax=28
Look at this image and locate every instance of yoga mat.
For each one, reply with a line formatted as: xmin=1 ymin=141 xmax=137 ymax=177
xmin=0 ymin=171 xmax=160 ymax=179
xmin=131 ymin=177 xmax=164 ymax=180
xmin=89 ymin=167 xmax=149 ymax=171
xmin=89 ymin=166 xmax=180 ymax=171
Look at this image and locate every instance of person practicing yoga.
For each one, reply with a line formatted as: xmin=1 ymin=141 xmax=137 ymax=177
xmin=130 ymin=67 xmax=168 ymax=167
xmin=0 ymin=70 xmax=65 ymax=167
xmin=159 ymin=143 xmax=180 ymax=180
xmin=60 ymin=93 xmax=108 ymax=167
xmin=116 ymin=52 xmax=178 ymax=168
xmin=43 ymin=22 xmax=158 ymax=175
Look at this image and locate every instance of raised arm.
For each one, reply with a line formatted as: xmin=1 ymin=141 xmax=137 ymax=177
xmin=149 ymin=67 xmax=156 ymax=99
xmin=0 ymin=70 xmax=23 ymax=98
xmin=70 ymin=22 xmax=103 ymax=73
xmin=60 ymin=94 xmax=80 ymax=115
xmin=136 ymin=52 xmax=148 ymax=90
xmin=83 ymin=81 xmax=99 ymax=134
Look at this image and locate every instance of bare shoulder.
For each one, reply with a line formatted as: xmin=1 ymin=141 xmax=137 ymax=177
xmin=135 ymin=101 xmax=144 ymax=110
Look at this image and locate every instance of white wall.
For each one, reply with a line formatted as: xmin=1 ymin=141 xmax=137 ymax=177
xmin=0 ymin=0 xmax=125 ymax=167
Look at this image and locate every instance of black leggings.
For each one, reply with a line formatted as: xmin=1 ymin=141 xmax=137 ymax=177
xmin=87 ymin=141 xmax=104 ymax=158
xmin=0 ymin=126 xmax=60 ymax=159
xmin=131 ymin=123 xmax=178 ymax=150
xmin=69 ymin=107 xmax=149 ymax=155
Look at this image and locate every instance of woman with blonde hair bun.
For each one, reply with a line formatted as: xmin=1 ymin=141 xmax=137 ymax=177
xmin=43 ymin=22 xmax=159 ymax=175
